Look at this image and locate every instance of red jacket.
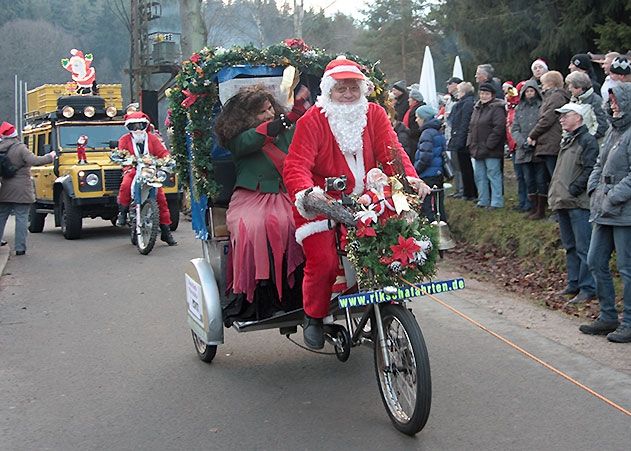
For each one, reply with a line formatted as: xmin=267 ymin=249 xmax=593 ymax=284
xmin=118 ymin=132 xmax=169 ymax=158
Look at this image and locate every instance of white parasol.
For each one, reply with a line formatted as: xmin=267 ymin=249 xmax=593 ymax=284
xmin=418 ymin=46 xmax=438 ymax=110
xmin=453 ymin=56 xmax=464 ymax=80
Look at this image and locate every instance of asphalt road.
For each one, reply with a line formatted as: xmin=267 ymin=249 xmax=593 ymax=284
xmin=1 ymin=217 xmax=630 ymax=450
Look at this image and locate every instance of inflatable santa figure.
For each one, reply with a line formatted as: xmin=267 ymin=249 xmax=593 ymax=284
xmin=76 ymin=135 xmax=89 ymax=164
xmin=283 ymin=55 xmax=431 ymax=349
xmin=116 ymin=111 xmax=177 ymax=246
xmin=61 ymin=49 xmax=97 ymax=95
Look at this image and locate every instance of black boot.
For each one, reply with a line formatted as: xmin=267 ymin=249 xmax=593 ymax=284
xmin=116 ymin=205 xmax=129 ymax=227
xmin=160 ymin=224 xmax=178 ymax=246
xmin=302 ymin=315 xmax=324 ymax=349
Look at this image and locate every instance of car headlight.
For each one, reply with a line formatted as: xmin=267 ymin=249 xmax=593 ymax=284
xmin=141 ymin=167 xmax=156 ymax=179
xmin=86 ymin=173 xmax=100 ymax=186
xmin=106 ymin=106 xmax=117 ymax=118
xmin=84 ymin=106 xmax=96 ymax=118
xmin=62 ymin=106 xmax=74 ymax=118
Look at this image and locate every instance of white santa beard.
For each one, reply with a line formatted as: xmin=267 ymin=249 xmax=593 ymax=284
xmin=317 ymin=97 xmax=369 ymax=195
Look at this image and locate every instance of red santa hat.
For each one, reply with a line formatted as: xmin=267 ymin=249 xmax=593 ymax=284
xmin=124 ymin=111 xmax=151 ymax=126
xmin=0 ymin=121 xmax=18 ymax=138
xmin=323 ymin=56 xmax=366 ymax=81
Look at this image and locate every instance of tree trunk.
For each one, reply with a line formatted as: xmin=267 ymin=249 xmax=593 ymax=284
xmin=179 ymin=0 xmax=207 ymax=58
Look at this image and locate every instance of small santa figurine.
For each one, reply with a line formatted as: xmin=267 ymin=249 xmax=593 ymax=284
xmin=357 ymin=168 xmax=397 ymax=223
xmin=61 ymin=49 xmax=97 ymax=95
xmin=76 ymin=135 xmax=88 ymax=164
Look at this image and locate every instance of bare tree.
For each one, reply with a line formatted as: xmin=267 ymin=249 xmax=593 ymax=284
xmin=179 ymin=0 xmax=208 ymax=57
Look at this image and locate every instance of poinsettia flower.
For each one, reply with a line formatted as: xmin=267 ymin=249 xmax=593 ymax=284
xmin=190 ymin=53 xmax=201 ymax=63
xmin=355 ymin=207 xmax=377 ymax=225
xmin=356 ymin=222 xmax=377 ymax=237
xmin=390 ymin=235 xmax=421 ymax=266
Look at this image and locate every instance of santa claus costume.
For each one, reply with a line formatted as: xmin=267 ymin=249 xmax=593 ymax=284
xmin=283 ymin=56 xmax=426 ymax=348
xmin=116 ymin=111 xmax=177 ymax=245
xmin=76 ymin=135 xmax=88 ymax=164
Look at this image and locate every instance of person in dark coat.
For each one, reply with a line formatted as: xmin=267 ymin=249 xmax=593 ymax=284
xmin=569 ymin=53 xmax=602 ymax=96
xmin=580 ymin=83 xmax=631 ymax=343
xmin=448 ymin=82 xmax=477 ymax=200
xmin=390 ymin=80 xmax=409 ymax=121
xmin=511 ymin=80 xmax=545 ymax=217
xmin=414 ymin=105 xmax=446 ymax=222
xmin=565 ymin=71 xmax=608 ymax=139
xmin=467 ymin=82 xmax=507 ymax=208
xmin=403 ymin=84 xmax=424 ymax=144
xmin=548 ymin=103 xmax=598 ymax=304
xmin=0 ymin=122 xmax=56 ymax=255
xmin=527 ymin=71 xmax=571 ymax=219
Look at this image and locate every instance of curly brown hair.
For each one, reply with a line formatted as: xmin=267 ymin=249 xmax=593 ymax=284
xmin=214 ymin=85 xmax=286 ymax=146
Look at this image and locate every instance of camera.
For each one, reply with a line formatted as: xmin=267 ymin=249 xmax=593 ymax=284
xmin=325 ymin=175 xmax=347 ymax=192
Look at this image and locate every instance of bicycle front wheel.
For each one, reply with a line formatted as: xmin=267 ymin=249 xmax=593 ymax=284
xmin=374 ymin=303 xmax=431 ymax=435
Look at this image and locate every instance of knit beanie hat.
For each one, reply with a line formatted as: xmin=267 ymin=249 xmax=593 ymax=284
xmin=610 ymin=57 xmax=631 ymax=75
xmin=531 ymin=58 xmax=548 ymax=72
xmin=570 ymin=54 xmax=593 ymax=71
xmin=415 ymin=104 xmax=437 ymax=120
xmin=392 ymin=80 xmax=407 ymax=94
xmin=408 ymin=84 xmax=424 ymax=102
xmin=479 ymin=82 xmax=496 ymax=95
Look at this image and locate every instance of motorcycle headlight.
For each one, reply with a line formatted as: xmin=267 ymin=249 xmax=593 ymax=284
xmin=141 ymin=167 xmax=156 ymax=179
xmin=86 ymin=173 xmax=100 ymax=186
xmin=156 ymin=170 xmax=167 ymax=182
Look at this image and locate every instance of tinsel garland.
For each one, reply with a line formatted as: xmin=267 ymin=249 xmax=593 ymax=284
xmin=167 ymin=41 xmax=388 ymax=200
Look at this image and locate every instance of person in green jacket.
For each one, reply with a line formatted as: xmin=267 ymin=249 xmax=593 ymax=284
xmin=214 ymin=85 xmax=310 ymax=312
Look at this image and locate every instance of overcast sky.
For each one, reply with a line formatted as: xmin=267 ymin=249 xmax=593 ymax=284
xmin=294 ymin=0 xmax=368 ymax=18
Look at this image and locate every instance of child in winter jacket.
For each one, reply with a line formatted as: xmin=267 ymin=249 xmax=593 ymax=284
xmin=414 ymin=105 xmax=447 ymax=222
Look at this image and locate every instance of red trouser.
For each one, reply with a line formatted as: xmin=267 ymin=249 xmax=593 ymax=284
xmin=117 ymin=168 xmax=171 ymax=225
xmin=77 ymin=146 xmax=87 ymax=161
xmin=301 ymin=229 xmax=339 ymax=318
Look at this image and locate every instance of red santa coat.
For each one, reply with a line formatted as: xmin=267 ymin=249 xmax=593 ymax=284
xmin=117 ymin=132 xmax=171 ymax=224
xmin=283 ymin=102 xmax=419 ymax=317
xmin=283 ymin=102 xmax=418 ymax=244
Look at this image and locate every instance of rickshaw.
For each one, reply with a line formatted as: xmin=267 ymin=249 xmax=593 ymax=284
xmin=179 ymin=61 xmax=464 ymax=436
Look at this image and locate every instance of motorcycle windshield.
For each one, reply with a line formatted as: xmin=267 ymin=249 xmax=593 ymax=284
xmin=58 ymin=124 xmax=127 ymax=151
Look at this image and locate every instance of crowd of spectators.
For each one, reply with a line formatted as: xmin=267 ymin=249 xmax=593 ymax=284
xmin=386 ymin=50 xmax=631 ymax=343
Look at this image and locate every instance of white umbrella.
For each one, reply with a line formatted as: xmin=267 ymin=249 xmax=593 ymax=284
xmin=453 ymin=56 xmax=464 ymax=80
xmin=418 ymin=46 xmax=438 ymax=110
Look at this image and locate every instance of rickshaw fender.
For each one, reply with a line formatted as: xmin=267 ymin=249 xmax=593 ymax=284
xmin=185 ymin=258 xmax=224 ymax=345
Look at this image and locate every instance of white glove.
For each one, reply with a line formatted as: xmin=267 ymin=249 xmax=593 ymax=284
xmin=47 ymin=151 xmax=57 ymax=161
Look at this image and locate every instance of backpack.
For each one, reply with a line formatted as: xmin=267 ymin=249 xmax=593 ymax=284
xmin=0 ymin=143 xmax=20 ymax=178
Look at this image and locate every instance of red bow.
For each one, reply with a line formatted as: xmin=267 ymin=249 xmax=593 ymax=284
xmin=181 ymin=89 xmax=206 ymax=108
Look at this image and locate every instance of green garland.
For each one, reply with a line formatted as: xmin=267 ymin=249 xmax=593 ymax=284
xmin=167 ymin=41 xmax=388 ymax=200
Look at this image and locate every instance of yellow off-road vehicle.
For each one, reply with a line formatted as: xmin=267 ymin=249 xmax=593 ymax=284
xmin=24 ymin=84 xmax=180 ymax=239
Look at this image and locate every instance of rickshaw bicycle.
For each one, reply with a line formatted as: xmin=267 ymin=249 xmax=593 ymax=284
xmin=184 ymin=158 xmax=465 ymax=435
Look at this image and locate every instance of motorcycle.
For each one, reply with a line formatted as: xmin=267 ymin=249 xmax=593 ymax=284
xmin=110 ymin=150 xmax=176 ymax=255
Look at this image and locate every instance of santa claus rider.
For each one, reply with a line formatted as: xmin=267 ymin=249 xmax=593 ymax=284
xmin=283 ymin=56 xmax=432 ymax=349
xmin=116 ymin=111 xmax=177 ymax=246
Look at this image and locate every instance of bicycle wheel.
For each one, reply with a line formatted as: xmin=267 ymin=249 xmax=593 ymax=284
xmin=373 ymin=303 xmax=431 ymax=435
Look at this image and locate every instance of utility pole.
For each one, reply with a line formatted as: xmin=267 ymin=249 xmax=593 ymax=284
xmin=293 ymin=0 xmax=304 ymax=38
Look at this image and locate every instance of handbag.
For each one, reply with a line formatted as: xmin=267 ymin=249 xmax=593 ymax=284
xmin=441 ymin=151 xmax=455 ymax=180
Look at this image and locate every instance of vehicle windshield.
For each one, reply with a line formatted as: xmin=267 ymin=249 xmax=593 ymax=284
xmin=58 ymin=124 xmax=128 ymax=151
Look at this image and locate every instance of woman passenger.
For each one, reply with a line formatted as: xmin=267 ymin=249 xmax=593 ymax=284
xmin=214 ymin=85 xmax=309 ymax=313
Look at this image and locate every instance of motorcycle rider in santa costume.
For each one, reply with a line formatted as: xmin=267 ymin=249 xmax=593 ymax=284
xmin=283 ymin=56 xmax=432 ymax=349
xmin=116 ymin=111 xmax=177 ymax=246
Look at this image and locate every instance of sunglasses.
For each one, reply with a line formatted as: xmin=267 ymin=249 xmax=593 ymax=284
xmin=126 ymin=122 xmax=148 ymax=131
